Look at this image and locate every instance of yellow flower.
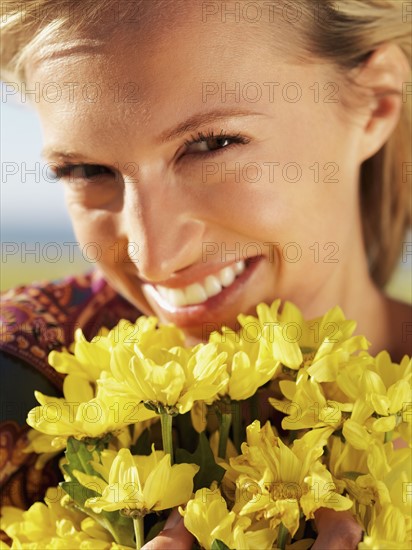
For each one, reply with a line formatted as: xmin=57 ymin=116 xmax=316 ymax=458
xmin=48 ymin=316 xmax=185 ymax=383
xmin=343 ymin=446 xmax=411 ymax=526
xmin=227 ymin=421 xmax=352 ymax=537
xmin=339 ymin=393 xmax=405 ymax=479
xmin=381 ymin=448 xmax=412 ymax=515
xmin=77 ymin=447 xmax=199 ymax=515
xmin=225 ymin=347 xmax=280 ymax=402
xmin=366 ymin=352 xmax=411 ymax=414
xmin=270 ymin=370 xmax=352 ymax=431
xmin=100 ymin=343 xmax=228 ymax=414
xmin=359 ymin=504 xmax=411 ymax=549
xmin=241 ymin=300 xmax=369 ymax=376
xmin=337 ymin=352 xmax=411 ymax=440
xmin=27 ymin=374 xmax=156 ymax=441
xmin=180 ymin=484 xmax=276 ymax=550
xmin=48 ymin=327 xmax=113 ymax=382
xmin=23 ymin=429 xmax=66 ymax=469
xmin=341 ymin=425 xmax=390 ymax=480
xmin=115 ymin=316 xmax=185 ymax=350
xmin=209 ymin=319 xmax=281 ymax=401
xmin=0 ymin=487 xmax=124 ymax=549
xmin=1 ymin=503 xmax=57 ymax=545
xmin=327 ymin=433 xmax=368 ymax=484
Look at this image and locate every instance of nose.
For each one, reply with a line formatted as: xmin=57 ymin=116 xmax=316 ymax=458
xmin=122 ymin=173 xmax=206 ymax=282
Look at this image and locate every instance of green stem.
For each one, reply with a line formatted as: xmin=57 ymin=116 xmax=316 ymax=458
xmin=384 ymin=430 xmax=393 ymax=443
xmin=277 ymin=522 xmax=289 ymax=550
xmin=232 ymin=400 xmax=242 ymax=454
xmin=133 ymin=516 xmax=144 ymax=550
xmin=160 ymin=413 xmax=174 ymax=465
xmin=249 ymin=392 xmax=260 ymax=423
xmin=218 ymin=412 xmax=232 ymax=459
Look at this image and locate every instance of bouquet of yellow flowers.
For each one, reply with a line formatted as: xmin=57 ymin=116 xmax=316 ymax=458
xmin=1 ymin=300 xmax=411 ymax=549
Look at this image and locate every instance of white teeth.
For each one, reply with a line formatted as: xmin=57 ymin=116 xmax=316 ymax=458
xmin=157 ymin=287 xmax=170 ymax=300
xmin=166 ymin=288 xmax=187 ymax=308
xmin=185 ymin=283 xmax=208 ymax=305
xmin=156 ymin=259 xmax=247 ymax=307
xmin=234 ymin=260 xmax=245 ymax=274
xmin=218 ymin=266 xmax=236 ymax=288
xmin=204 ymin=275 xmax=223 ymax=297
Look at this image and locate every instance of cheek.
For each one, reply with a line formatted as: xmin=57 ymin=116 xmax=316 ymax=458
xmin=65 ymin=200 xmax=128 ymax=267
xmin=189 ymin=144 xmax=354 ymax=250
xmin=252 ymin=128 xmax=360 ymax=249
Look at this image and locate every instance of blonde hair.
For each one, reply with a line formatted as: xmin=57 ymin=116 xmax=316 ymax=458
xmin=1 ymin=0 xmax=411 ymax=288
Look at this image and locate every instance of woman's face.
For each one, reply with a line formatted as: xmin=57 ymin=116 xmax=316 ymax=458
xmin=30 ymin=3 xmax=369 ymax=342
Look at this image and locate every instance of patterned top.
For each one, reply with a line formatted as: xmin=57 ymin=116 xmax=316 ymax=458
xmin=0 ymin=270 xmax=141 ymax=517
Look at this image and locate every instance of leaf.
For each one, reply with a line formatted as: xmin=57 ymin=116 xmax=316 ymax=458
xmin=60 ymin=480 xmax=100 ymax=507
xmin=211 ymin=540 xmax=231 ymax=550
xmin=62 ymin=436 xmax=102 ymax=479
xmin=61 ymin=437 xmax=106 ymax=510
xmin=175 ymin=432 xmax=225 ymax=491
xmin=59 ymin=480 xmax=134 ymax=546
xmin=60 ymin=437 xmax=134 ymax=547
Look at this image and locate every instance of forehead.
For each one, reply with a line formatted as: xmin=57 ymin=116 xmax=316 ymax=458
xmin=27 ymin=1 xmax=294 ymax=105
xmin=25 ymin=1 xmax=330 ymax=161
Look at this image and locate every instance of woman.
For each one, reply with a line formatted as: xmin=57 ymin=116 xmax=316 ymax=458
xmin=1 ymin=0 xmax=411 ymax=548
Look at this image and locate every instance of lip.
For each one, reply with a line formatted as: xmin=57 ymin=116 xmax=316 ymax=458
xmin=141 ymin=256 xmax=264 ymax=327
xmin=139 ymin=258 xmax=248 ymax=289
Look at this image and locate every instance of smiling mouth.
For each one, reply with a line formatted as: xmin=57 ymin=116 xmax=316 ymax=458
xmin=154 ymin=259 xmax=247 ymax=307
xmin=141 ymin=256 xmax=263 ymax=318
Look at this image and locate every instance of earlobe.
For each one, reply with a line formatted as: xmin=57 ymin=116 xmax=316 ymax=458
xmin=353 ymin=43 xmax=410 ymax=162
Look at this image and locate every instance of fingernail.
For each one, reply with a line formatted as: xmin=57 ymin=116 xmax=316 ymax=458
xmin=164 ymin=509 xmax=183 ymax=529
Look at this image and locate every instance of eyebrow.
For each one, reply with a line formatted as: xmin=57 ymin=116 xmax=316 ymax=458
xmin=41 ymin=108 xmax=265 ymax=160
xmin=157 ymin=108 xmax=265 ymax=143
xmin=40 ymin=148 xmax=91 ymax=162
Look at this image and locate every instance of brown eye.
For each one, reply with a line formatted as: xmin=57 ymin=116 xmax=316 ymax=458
xmin=186 ymin=136 xmax=232 ymax=153
xmin=51 ymin=164 xmax=114 ymax=182
xmin=184 ymin=131 xmax=250 ymax=156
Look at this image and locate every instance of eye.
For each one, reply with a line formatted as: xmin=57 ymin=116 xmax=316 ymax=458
xmin=49 ymin=163 xmax=115 ymax=183
xmin=183 ymin=130 xmax=250 ymax=156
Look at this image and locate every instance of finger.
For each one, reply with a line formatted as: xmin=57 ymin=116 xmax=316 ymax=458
xmin=313 ymin=508 xmax=363 ymax=550
xmin=141 ymin=512 xmax=194 ymax=550
xmin=163 ymin=507 xmax=183 ymax=529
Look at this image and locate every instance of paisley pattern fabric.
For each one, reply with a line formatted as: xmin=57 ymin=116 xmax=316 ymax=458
xmin=0 ymin=421 xmax=60 ymax=509
xmin=1 ymin=270 xmax=141 ymax=390
xmin=0 ymin=270 xmax=141 ymax=520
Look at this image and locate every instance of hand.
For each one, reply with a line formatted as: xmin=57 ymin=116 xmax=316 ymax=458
xmin=141 ymin=508 xmax=193 ymax=550
xmin=141 ymin=506 xmax=364 ymax=550
xmin=313 ymin=508 xmax=363 ymax=550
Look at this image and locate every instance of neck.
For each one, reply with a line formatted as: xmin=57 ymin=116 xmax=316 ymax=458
xmin=297 ymin=226 xmax=390 ymax=357
xmin=340 ymin=274 xmax=389 ymax=356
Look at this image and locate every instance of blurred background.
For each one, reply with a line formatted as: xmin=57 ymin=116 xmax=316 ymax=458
xmin=1 ymin=98 xmax=411 ymax=303
xmin=1 ymin=98 xmax=91 ymax=290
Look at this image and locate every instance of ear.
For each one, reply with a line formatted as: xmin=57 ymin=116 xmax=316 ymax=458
xmin=353 ymin=43 xmax=410 ymax=162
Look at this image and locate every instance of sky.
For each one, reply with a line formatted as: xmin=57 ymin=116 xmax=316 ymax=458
xmin=1 ymin=94 xmax=89 ymax=289
xmin=1 ymin=96 xmax=75 ymax=242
